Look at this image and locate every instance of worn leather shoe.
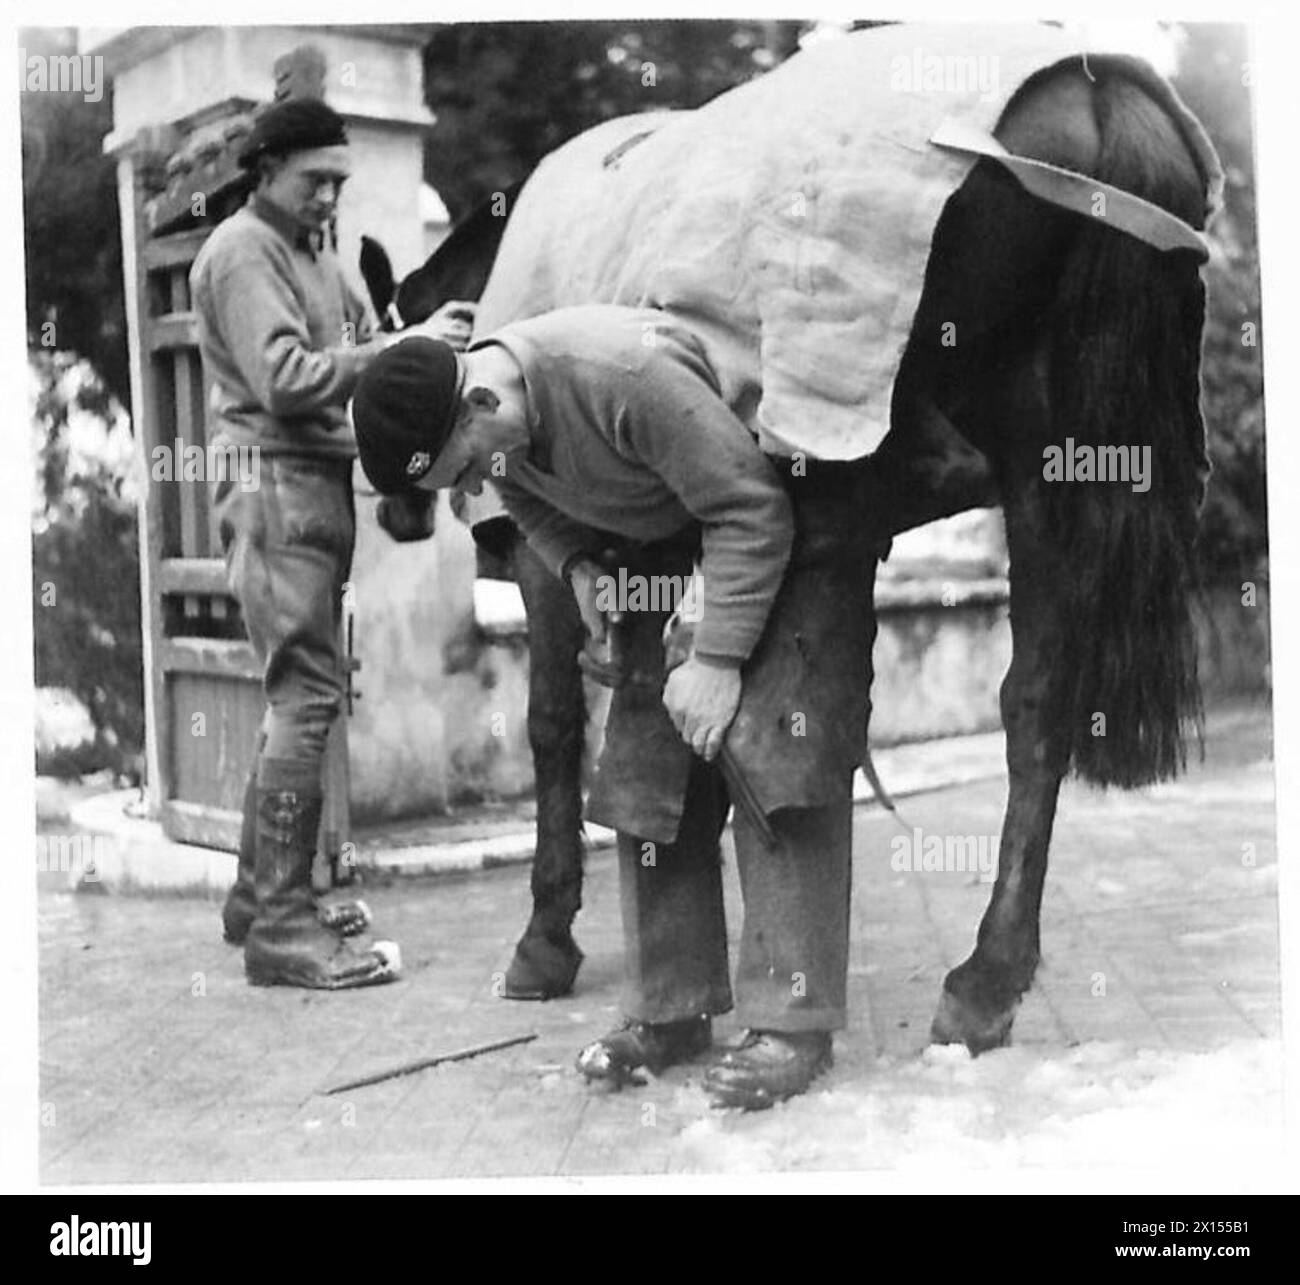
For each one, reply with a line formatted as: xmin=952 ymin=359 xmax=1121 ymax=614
xmin=704 ymin=1030 xmax=833 ymax=1110
xmin=576 ymin=1015 xmax=712 ymax=1085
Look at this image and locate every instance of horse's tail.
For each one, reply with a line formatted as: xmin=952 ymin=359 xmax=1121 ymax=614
xmin=1045 ymin=69 xmax=1214 ymax=788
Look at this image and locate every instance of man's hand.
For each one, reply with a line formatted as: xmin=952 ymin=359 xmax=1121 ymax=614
xmin=663 ymin=655 xmax=742 ymax=762
xmin=566 ymin=556 xmax=614 ymax=643
xmin=403 ymin=300 xmax=477 ymax=351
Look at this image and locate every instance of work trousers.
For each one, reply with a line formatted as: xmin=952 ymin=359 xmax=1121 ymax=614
xmin=617 ymin=768 xmax=854 ymax=1032
xmin=590 ymin=462 xmax=876 ymax=1033
xmin=215 ymin=453 xmax=355 ymax=795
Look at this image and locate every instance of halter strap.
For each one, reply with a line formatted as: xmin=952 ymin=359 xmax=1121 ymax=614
xmin=930 ymin=117 xmax=1210 ymax=261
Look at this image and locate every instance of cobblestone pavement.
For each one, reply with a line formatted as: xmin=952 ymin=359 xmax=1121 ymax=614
xmin=38 ymin=705 xmax=1278 ymax=1182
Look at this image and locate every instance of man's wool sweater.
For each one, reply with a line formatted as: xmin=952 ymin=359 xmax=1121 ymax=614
xmin=190 ymin=194 xmax=377 ymax=458
xmin=476 ymin=305 xmax=793 ymax=664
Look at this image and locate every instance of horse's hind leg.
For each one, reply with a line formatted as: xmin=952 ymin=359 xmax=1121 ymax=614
xmin=503 ymin=538 xmax=588 ymax=1000
xmin=930 ymin=479 xmax=1072 ymax=1053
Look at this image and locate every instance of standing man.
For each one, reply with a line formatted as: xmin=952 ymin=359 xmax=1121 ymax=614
xmin=351 ymin=305 xmax=876 ymax=1107
xmin=191 ymin=98 xmax=473 ymax=989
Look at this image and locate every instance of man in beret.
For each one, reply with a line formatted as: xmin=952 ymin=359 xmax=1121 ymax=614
xmin=190 ymin=97 xmax=473 ymax=989
xmin=352 ymin=305 xmax=875 ymax=1108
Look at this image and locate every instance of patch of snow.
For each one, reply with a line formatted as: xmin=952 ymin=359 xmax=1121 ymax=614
xmin=675 ymin=1037 xmax=1282 ymax=1174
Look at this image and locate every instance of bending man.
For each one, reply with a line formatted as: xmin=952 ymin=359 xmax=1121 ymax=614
xmin=352 ymin=305 xmax=874 ymax=1107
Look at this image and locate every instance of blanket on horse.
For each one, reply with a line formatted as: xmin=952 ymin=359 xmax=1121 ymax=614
xmin=475 ymin=22 xmax=1218 ymax=461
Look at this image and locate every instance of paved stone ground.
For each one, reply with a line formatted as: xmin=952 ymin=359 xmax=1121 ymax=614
xmin=38 ymin=703 xmax=1278 ymax=1183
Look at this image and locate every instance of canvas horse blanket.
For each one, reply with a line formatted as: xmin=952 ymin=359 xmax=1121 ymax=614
xmin=474 ymin=22 xmax=1220 ymax=462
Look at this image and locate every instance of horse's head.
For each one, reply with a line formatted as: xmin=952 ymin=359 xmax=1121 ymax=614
xmin=360 ymin=181 xmax=523 ymax=331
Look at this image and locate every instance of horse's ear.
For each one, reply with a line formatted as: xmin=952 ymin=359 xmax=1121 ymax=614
xmin=360 ymin=235 xmax=396 ymax=321
xmin=394 ymin=179 xmax=526 ymax=325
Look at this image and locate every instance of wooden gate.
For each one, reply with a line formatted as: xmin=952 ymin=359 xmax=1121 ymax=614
xmin=126 ymin=110 xmax=352 ymax=861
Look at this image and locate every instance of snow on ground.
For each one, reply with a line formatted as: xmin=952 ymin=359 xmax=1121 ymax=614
xmin=674 ymin=1037 xmax=1283 ymax=1174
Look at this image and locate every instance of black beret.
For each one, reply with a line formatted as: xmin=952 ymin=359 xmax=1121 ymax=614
xmin=237 ymin=99 xmax=349 ymax=170
xmin=352 ymin=337 xmax=463 ymax=495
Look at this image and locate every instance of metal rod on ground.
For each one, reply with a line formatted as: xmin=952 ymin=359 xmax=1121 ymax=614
xmin=322 ymin=1033 xmax=538 ymax=1095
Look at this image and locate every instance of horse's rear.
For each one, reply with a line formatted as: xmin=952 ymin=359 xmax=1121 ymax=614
xmin=467 ymin=25 xmax=1222 ymax=1042
xmin=883 ymin=54 xmax=1219 ymax=1048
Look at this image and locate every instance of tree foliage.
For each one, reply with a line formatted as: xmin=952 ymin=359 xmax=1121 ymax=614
xmin=30 ymin=351 xmax=143 ymax=775
xmin=21 ymin=26 xmax=130 ymax=411
xmin=422 ymin=20 xmax=805 ymax=221
xmin=24 ymin=27 xmax=140 ymax=771
xmin=1170 ymin=23 xmax=1268 ymax=584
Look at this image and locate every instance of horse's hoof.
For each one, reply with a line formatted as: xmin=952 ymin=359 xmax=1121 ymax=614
xmin=501 ymin=931 xmax=583 ymax=1001
xmin=929 ymin=987 xmax=1016 ymax=1056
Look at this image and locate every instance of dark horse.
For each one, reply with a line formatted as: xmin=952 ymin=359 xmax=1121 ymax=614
xmin=365 ymin=45 xmax=1218 ymax=1050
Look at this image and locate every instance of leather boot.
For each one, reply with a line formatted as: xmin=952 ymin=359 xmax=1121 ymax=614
xmin=704 ymin=1030 xmax=833 ymax=1111
xmin=221 ymin=771 xmax=258 ymax=944
xmin=244 ymin=788 xmax=400 ymax=990
xmin=223 ymin=773 xmax=372 ymax=945
xmin=576 ymin=1015 xmax=712 ymax=1085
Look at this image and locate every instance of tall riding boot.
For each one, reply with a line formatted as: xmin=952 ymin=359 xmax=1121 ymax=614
xmin=223 ymin=772 xmax=372 ymax=946
xmin=221 ymin=770 xmax=259 ymax=944
xmin=244 ymin=788 xmax=400 ymax=990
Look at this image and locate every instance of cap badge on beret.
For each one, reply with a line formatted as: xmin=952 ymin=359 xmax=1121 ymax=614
xmin=406 ymin=451 xmax=432 ymax=477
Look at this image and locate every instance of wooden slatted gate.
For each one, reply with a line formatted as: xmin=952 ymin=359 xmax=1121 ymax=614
xmin=130 ymin=147 xmax=352 ymax=864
